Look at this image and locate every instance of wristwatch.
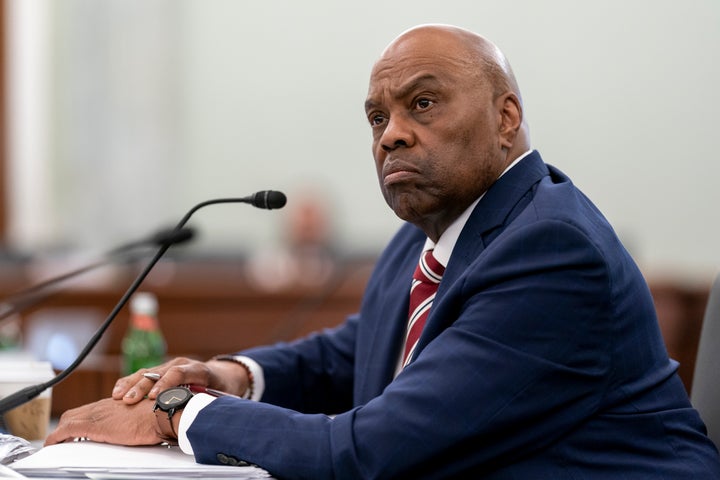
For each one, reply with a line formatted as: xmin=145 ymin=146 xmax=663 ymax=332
xmin=153 ymin=386 xmax=194 ymax=443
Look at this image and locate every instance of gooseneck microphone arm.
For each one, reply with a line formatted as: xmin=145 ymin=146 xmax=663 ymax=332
xmin=0 ymin=191 xmax=286 ymax=415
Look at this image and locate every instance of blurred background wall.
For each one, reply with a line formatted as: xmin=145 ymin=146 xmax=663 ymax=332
xmin=4 ymin=0 xmax=720 ymax=282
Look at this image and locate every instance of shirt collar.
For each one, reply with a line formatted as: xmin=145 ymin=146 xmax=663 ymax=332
xmin=422 ymin=149 xmax=535 ymax=267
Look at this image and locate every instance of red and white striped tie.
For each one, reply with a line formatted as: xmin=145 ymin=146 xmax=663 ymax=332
xmin=401 ymin=249 xmax=445 ymax=368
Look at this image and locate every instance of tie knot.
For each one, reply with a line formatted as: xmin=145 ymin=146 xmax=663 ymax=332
xmin=414 ymin=249 xmax=445 ymax=284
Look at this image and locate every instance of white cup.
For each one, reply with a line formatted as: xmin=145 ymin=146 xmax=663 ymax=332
xmin=0 ymin=360 xmax=54 ymax=440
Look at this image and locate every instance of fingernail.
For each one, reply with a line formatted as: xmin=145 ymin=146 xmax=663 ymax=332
xmin=125 ymin=390 xmax=137 ymax=399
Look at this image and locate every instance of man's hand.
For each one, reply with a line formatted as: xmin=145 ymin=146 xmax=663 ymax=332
xmin=111 ymin=356 xmax=250 ymax=404
xmin=44 ymin=397 xmax=162 ymax=446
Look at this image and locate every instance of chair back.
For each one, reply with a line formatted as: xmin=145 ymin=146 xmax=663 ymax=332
xmin=691 ymin=273 xmax=720 ymax=447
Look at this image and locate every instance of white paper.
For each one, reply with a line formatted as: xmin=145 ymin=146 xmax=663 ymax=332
xmin=9 ymin=441 xmax=271 ymax=479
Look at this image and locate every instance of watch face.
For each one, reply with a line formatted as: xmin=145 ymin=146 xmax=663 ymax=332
xmin=156 ymin=386 xmax=193 ymax=411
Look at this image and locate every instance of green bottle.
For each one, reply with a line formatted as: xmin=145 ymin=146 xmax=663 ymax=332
xmin=122 ymin=292 xmax=166 ymax=375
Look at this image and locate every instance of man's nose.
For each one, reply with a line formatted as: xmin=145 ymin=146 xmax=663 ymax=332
xmin=380 ymin=115 xmax=414 ymax=152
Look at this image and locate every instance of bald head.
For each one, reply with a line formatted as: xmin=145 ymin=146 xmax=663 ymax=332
xmin=379 ymin=24 xmax=523 ymax=108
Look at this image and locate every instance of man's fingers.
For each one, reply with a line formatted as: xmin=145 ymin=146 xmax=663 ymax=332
xmin=147 ymin=363 xmax=209 ymax=398
xmin=111 ymin=358 xmax=207 ymax=403
xmin=112 ymin=376 xmax=134 ymax=399
xmin=111 ymin=368 xmax=152 ymax=399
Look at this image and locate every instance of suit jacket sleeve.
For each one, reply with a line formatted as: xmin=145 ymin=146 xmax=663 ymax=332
xmin=237 ymin=315 xmax=358 ymax=414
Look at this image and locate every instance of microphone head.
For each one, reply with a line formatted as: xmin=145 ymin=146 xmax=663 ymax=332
xmin=251 ymin=190 xmax=287 ymax=210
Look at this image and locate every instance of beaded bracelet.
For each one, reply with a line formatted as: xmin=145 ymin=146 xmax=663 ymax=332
xmin=212 ymin=355 xmax=254 ymax=400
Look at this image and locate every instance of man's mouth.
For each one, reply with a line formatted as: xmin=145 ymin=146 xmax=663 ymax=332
xmin=383 ymin=160 xmax=419 ymax=187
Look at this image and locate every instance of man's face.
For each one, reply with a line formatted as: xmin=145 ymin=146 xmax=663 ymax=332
xmin=365 ymin=31 xmax=508 ymax=239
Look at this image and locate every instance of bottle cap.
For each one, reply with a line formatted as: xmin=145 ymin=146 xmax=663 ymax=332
xmin=130 ymin=292 xmax=158 ymax=316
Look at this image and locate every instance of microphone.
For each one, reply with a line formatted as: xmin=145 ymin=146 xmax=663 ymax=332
xmin=0 ymin=190 xmax=286 ymax=415
xmin=0 ymin=227 xmax=196 ymax=324
xmin=240 ymin=190 xmax=287 ymax=210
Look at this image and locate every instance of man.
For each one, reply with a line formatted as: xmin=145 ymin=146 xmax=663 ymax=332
xmin=46 ymin=24 xmax=720 ymax=478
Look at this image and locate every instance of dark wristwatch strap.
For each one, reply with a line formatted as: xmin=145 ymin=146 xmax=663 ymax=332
xmin=155 ymin=408 xmax=177 ymax=445
xmin=154 ymin=407 xmax=179 ymax=444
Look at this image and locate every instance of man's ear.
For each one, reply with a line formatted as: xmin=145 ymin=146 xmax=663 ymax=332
xmin=497 ymin=92 xmax=523 ymax=149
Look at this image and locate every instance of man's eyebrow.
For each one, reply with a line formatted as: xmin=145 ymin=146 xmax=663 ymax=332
xmin=394 ymin=74 xmax=442 ymax=101
xmin=364 ymin=99 xmax=378 ymax=113
xmin=365 ymin=73 xmax=444 ymax=113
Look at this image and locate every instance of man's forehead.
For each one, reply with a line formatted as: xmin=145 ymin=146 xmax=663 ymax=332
xmin=367 ymin=52 xmax=471 ymax=96
xmin=364 ymin=25 xmax=500 ymax=107
xmin=380 ymin=31 xmax=467 ymax=65
xmin=369 ymin=28 xmax=477 ymax=86
xmin=369 ymin=64 xmax=449 ymax=91
xmin=372 ymin=25 xmax=504 ymax=82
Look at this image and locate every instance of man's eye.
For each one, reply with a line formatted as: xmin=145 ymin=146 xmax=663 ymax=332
xmin=416 ymin=98 xmax=433 ymax=110
xmin=370 ymin=114 xmax=386 ymax=126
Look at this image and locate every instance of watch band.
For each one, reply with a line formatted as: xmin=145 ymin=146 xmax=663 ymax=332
xmin=154 ymin=407 xmax=179 ymax=444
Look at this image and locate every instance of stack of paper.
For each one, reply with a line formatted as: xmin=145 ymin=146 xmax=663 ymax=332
xmin=9 ymin=441 xmax=272 ymax=479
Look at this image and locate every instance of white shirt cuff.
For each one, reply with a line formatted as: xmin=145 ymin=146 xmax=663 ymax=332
xmin=232 ymin=355 xmax=265 ymax=402
xmin=177 ymin=392 xmax=215 ymax=455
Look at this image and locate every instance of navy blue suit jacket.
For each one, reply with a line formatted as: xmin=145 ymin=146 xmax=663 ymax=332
xmin=187 ymin=151 xmax=720 ymax=478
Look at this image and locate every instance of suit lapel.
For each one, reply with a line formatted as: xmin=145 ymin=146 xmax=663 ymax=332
xmin=356 ymin=226 xmax=425 ymax=400
xmin=414 ymin=151 xmax=550 ymax=357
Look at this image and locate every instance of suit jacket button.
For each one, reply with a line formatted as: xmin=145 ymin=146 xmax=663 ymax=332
xmin=226 ymin=456 xmax=239 ymax=466
xmin=216 ymin=453 xmax=229 ymax=464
